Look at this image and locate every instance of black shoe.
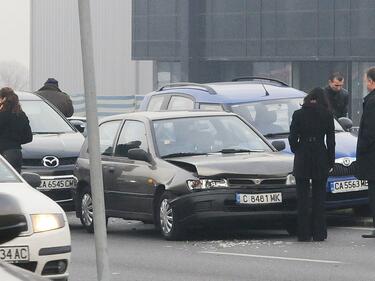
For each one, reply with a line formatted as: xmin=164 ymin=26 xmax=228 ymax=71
xmin=362 ymin=230 xmax=375 ymax=238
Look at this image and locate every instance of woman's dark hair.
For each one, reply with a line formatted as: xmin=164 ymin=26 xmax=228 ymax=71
xmin=0 ymin=87 xmax=22 ymax=113
xmin=303 ymin=87 xmax=332 ymax=112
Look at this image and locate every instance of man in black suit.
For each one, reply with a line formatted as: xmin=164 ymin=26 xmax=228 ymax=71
xmin=356 ymin=67 xmax=375 ymax=238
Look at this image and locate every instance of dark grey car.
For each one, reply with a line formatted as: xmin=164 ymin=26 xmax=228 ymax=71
xmin=73 ymin=111 xmax=297 ymax=240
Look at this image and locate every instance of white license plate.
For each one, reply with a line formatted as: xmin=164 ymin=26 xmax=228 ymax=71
xmin=236 ymin=192 xmax=282 ymax=205
xmin=330 ymin=179 xmax=368 ymax=193
xmin=0 ymin=246 xmax=29 ymax=262
xmin=38 ymin=178 xmax=76 ymax=190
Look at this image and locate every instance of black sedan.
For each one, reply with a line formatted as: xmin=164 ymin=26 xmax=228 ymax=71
xmin=73 ymin=111 xmax=297 ymax=240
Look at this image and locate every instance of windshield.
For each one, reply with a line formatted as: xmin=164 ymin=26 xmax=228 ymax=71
xmin=21 ymin=100 xmax=75 ymax=134
xmin=153 ymin=115 xmax=272 ymax=157
xmin=0 ymin=158 xmax=20 ymax=183
xmin=231 ymin=98 xmax=344 ymax=136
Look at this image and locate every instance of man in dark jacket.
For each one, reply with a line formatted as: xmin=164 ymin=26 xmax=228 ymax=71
xmin=34 ymin=78 xmax=74 ymax=117
xmin=356 ymin=67 xmax=375 ymax=238
xmin=324 ymin=72 xmax=349 ymax=118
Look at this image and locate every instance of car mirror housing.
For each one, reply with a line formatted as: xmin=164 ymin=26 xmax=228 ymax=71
xmin=70 ymin=120 xmax=86 ymax=133
xmin=128 ymin=148 xmax=153 ymax=163
xmin=21 ymin=172 xmax=42 ymax=188
xmin=0 ymin=193 xmax=27 ymax=244
xmin=271 ymin=140 xmax=286 ymax=151
xmin=338 ymin=117 xmax=353 ymax=131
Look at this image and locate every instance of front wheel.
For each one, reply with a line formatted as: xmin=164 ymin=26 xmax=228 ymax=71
xmin=157 ymin=192 xmax=184 ymax=240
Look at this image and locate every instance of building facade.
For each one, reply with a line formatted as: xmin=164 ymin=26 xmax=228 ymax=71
xmin=31 ymin=0 xmax=153 ymax=116
xmin=132 ymin=0 xmax=375 ymax=125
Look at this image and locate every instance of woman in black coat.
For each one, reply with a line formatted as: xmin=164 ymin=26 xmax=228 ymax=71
xmin=0 ymin=87 xmax=32 ymax=173
xmin=288 ymin=87 xmax=335 ymax=241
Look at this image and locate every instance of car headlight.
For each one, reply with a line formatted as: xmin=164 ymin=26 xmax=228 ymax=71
xmin=286 ymin=174 xmax=296 ymax=185
xmin=187 ymin=179 xmax=229 ymax=190
xmin=31 ymin=213 xmax=65 ymax=233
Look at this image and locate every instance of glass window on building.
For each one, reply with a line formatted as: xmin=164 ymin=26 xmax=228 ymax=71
xmin=253 ymin=62 xmax=292 ymax=86
xmin=156 ymin=62 xmax=181 ymax=89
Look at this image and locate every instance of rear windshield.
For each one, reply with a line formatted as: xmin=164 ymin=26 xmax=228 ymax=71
xmin=21 ymin=100 xmax=75 ymax=134
xmin=0 ymin=158 xmax=20 ymax=183
xmin=232 ymin=98 xmax=344 ymax=136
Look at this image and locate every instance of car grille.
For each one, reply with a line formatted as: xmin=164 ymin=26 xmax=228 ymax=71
xmin=42 ymin=189 xmax=72 ymax=201
xmin=228 ymin=178 xmax=285 ymax=186
xmin=23 ymin=157 xmax=77 ymax=167
xmin=13 ymin=261 xmax=38 ymax=272
xmin=329 ymin=161 xmax=357 ymax=177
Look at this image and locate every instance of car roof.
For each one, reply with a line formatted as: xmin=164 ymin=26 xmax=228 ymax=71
xmin=16 ymin=91 xmax=43 ymax=101
xmin=147 ymin=81 xmax=306 ymax=105
xmin=100 ymin=110 xmax=237 ymax=123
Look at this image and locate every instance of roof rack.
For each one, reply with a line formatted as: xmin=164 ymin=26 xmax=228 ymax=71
xmin=231 ymin=76 xmax=289 ymax=87
xmin=157 ymin=82 xmax=217 ymax=95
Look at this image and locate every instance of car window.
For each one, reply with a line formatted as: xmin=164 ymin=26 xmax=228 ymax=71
xmin=153 ymin=115 xmax=271 ymax=157
xmin=147 ymin=95 xmax=165 ymax=111
xmin=0 ymin=158 xmax=20 ymax=183
xmin=114 ymin=121 xmax=148 ymax=157
xmin=199 ymin=103 xmax=224 ymax=111
xmin=21 ymin=100 xmax=74 ymax=133
xmin=168 ymin=96 xmax=194 ymax=110
xmin=232 ymin=98 xmax=344 ymax=136
xmin=99 ymin=120 xmax=122 ymax=155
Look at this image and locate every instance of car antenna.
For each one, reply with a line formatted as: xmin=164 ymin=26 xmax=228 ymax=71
xmin=260 ymin=81 xmax=270 ymax=96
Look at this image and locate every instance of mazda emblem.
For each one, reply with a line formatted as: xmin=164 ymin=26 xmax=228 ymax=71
xmin=42 ymin=156 xmax=59 ymax=167
xmin=342 ymin=158 xmax=352 ymax=167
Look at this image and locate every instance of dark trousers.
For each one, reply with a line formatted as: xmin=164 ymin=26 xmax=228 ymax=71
xmin=296 ymin=178 xmax=327 ymax=241
xmin=368 ymin=180 xmax=375 ymax=228
xmin=1 ymin=149 xmax=22 ymax=174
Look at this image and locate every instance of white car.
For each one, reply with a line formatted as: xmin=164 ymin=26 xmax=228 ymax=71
xmin=0 ymin=155 xmax=71 ymax=280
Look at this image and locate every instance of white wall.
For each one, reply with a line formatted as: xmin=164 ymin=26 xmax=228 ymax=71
xmin=30 ymin=0 xmax=153 ymax=115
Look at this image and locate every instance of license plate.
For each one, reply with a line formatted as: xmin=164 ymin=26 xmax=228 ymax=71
xmin=38 ymin=178 xmax=76 ymax=190
xmin=330 ymin=179 xmax=368 ymax=193
xmin=236 ymin=192 xmax=282 ymax=205
xmin=0 ymin=246 xmax=29 ymax=262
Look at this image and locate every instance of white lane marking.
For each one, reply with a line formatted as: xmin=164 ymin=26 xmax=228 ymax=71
xmin=200 ymin=251 xmax=343 ymax=264
xmin=333 ymin=226 xmax=374 ymax=231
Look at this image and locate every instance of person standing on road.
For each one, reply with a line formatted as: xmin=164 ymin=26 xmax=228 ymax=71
xmin=324 ymin=72 xmax=349 ymax=118
xmin=0 ymin=87 xmax=33 ymax=173
xmin=289 ymin=87 xmax=335 ymax=242
xmin=356 ymin=67 xmax=375 ymax=238
xmin=34 ymin=78 xmax=74 ymax=117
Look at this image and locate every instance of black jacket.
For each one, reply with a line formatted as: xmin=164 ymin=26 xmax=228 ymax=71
xmin=324 ymin=86 xmax=349 ymax=118
xmin=356 ymin=89 xmax=375 ymax=180
xmin=0 ymin=111 xmax=33 ymax=152
xmin=35 ymin=84 xmax=74 ymax=117
xmin=289 ymin=104 xmax=335 ymax=179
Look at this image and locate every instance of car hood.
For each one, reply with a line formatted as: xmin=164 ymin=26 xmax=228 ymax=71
xmin=166 ymin=152 xmax=293 ymax=177
xmin=21 ymin=132 xmax=85 ymax=159
xmin=0 ymin=183 xmax=64 ymax=214
xmin=275 ymin=131 xmax=357 ymax=158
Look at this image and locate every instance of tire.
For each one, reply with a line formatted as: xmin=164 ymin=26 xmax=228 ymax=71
xmin=157 ymin=192 xmax=184 ymax=240
xmin=353 ymin=205 xmax=371 ymax=217
xmin=78 ymin=186 xmax=94 ymax=233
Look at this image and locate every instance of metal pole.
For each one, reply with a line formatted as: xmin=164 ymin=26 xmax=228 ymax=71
xmin=77 ymin=1 xmax=110 ymax=281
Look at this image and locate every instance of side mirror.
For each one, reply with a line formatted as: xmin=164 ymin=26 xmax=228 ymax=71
xmin=128 ymin=148 xmax=152 ymax=163
xmin=272 ymin=140 xmax=286 ymax=151
xmin=21 ymin=172 xmax=41 ymax=188
xmin=338 ymin=117 xmax=353 ymax=131
xmin=70 ymin=120 xmax=86 ymax=133
xmin=0 ymin=193 xmax=27 ymax=244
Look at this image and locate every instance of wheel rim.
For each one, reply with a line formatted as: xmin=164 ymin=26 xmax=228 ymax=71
xmin=160 ymin=198 xmax=173 ymax=234
xmin=81 ymin=193 xmax=93 ymax=226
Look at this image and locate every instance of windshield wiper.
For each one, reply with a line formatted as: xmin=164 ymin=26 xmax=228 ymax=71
xmin=264 ymin=132 xmax=289 ymax=138
xmin=161 ymin=152 xmax=208 ymax=158
xmin=216 ymin=148 xmax=264 ymax=154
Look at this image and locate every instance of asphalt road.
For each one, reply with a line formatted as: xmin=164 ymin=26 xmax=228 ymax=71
xmin=67 ymin=212 xmax=375 ymax=281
